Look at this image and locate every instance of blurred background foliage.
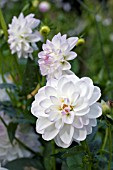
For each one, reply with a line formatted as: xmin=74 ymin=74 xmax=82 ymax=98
xmin=0 ymin=0 xmax=113 ymax=170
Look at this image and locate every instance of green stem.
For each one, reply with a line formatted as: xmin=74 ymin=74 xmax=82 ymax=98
xmin=13 ymin=55 xmax=22 ymax=83
xmin=101 ymin=127 xmax=109 ymax=153
xmin=0 ymin=8 xmax=8 ymax=39
xmin=82 ymin=140 xmax=92 ymax=170
xmin=51 ymin=140 xmax=56 ymax=170
xmin=108 ymin=125 xmax=112 ymax=170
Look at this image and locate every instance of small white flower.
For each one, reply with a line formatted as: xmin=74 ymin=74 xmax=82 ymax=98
xmin=8 ymin=13 xmax=43 ymax=59
xmin=38 ymin=33 xmax=78 ymax=79
xmin=31 ymin=74 xmax=102 ymax=148
xmin=39 ymin=1 xmax=51 ymax=12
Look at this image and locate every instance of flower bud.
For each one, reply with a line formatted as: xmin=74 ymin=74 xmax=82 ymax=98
xmin=40 ymin=25 xmax=50 ymax=36
xmin=101 ymin=100 xmax=111 ymax=115
xmin=32 ymin=0 xmax=39 ymax=8
xmin=76 ymin=38 xmax=85 ymax=46
xmin=39 ymin=1 xmax=51 ymax=13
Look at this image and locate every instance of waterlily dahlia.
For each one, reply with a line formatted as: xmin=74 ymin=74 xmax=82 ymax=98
xmin=8 ymin=13 xmax=43 ymax=58
xmin=31 ymin=74 xmax=102 ymax=148
xmin=38 ymin=33 xmax=78 ymax=79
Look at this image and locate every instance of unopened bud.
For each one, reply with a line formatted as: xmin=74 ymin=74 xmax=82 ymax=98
xmin=76 ymin=38 xmax=85 ymax=46
xmin=40 ymin=26 xmax=50 ymax=36
xmin=101 ymin=100 xmax=111 ymax=115
xmin=32 ymin=0 xmax=39 ymax=8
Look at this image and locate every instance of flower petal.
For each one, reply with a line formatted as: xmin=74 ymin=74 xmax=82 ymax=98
xmin=59 ymin=125 xmax=74 ymax=144
xmin=39 ymin=99 xmax=52 ymax=108
xmin=54 ymin=135 xmax=72 ymax=148
xmin=73 ymin=116 xmax=83 ymax=128
xmin=67 ymin=37 xmax=78 ymax=50
xmin=36 ymin=118 xmax=53 ymax=132
xmin=89 ymin=86 xmax=101 ymax=105
xmin=45 ymin=86 xmax=57 ymax=98
xmin=66 ymin=51 xmax=77 ymax=61
xmin=73 ymin=127 xmax=87 ymax=141
xmin=62 ymin=112 xmax=74 ymax=124
xmin=42 ymin=124 xmax=59 ymax=141
xmin=87 ymin=103 xmax=102 ymax=119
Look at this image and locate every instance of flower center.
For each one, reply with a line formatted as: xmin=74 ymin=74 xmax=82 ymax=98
xmin=60 ymin=98 xmax=73 ymax=116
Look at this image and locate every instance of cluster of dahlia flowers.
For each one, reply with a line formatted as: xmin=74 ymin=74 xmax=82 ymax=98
xmin=8 ymin=13 xmax=102 ymax=148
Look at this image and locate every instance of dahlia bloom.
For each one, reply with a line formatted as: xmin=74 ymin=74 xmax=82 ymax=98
xmin=8 ymin=13 xmax=43 ymax=59
xmin=31 ymin=74 xmax=102 ymax=148
xmin=38 ymin=33 xmax=78 ymax=79
xmin=0 ymin=113 xmax=40 ymax=162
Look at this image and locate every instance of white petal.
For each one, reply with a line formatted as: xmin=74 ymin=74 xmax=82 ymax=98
xmin=66 ymin=51 xmax=77 ymax=61
xmin=36 ymin=118 xmax=53 ymax=132
xmin=75 ymin=107 xmax=90 ymax=116
xmin=57 ymin=76 xmax=68 ymax=89
xmin=89 ymin=119 xmax=97 ymax=126
xmin=48 ymin=111 xmax=61 ymax=122
xmin=87 ymin=103 xmax=102 ymax=119
xmin=71 ymin=91 xmax=80 ymax=104
xmin=82 ymin=115 xmax=89 ymax=125
xmin=55 ymin=119 xmax=64 ymax=130
xmin=31 ymin=101 xmax=47 ymax=118
xmin=62 ymin=112 xmax=74 ymax=124
xmin=62 ymin=81 xmax=75 ymax=97
xmin=73 ymin=102 xmax=89 ymax=111
xmin=76 ymin=80 xmax=90 ymax=98
xmin=73 ymin=116 xmax=83 ymax=128
xmin=45 ymin=86 xmax=57 ymax=98
xmin=89 ymin=86 xmax=101 ymax=105
xmin=62 ymin=61 xmax=71 ymax=70
xmin=67 ymin=37 xmax=78 ymax=50
xmin=50 ymin=96 xmax=60 ymax=105
xmin=73 ymin=127 xmax=87 ymax=141
xmin=59 ymin=125 xmax=74 ymax=144
xmin=85 ymin=124 xmax=92 ymax=135
xmin=42 ymin=124 xmax=59 ymax=140
xmin=39 ymin=99 xmax=52 ymax=108
xmin=54 ymin=135 xmax=72 ymax=148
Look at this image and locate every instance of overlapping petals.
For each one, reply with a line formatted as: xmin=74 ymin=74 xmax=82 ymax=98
xmin=31 ymin=74 xmax=102 ymax=148
xmin=38 ymin=33 xmax=78 ymax=79
xmin=8 ymin=13 xmax=43 ymax=58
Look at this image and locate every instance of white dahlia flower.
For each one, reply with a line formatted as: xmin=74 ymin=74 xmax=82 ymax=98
xmin=0 ymin=113 xmax=40 ymax=162
xmin=8 ymin=13 xmax=43 ymax=59
xmin=38 ymin=33 xmax=78 ymax=79
xmin=31 ymin=74 xmax=102 ymax=148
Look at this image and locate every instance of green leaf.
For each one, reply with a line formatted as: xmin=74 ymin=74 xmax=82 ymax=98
xmin=7 ymin=122 xmax=18 ymax=143
xmin=21 ymin=58 xmax=40 ymax=96
xmin=66 ymin=153 xmax=83 ymax=170
xmin=5 ymin=157 xmax=44 ymax=170
xmin=0 ymin=8 xmax=8 ymax=39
